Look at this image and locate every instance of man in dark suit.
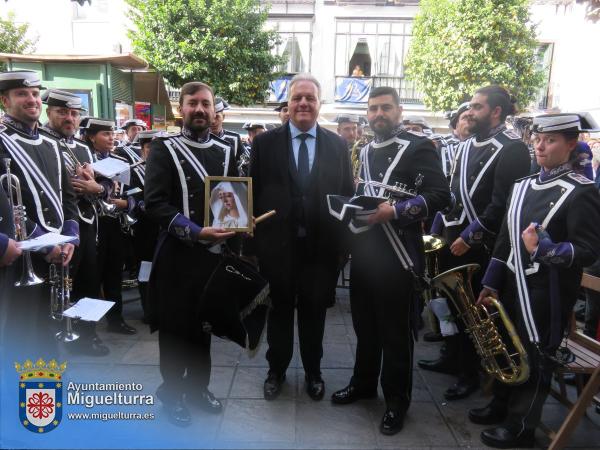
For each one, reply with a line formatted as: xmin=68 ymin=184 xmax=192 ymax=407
xmin=250 ymin=73 xmax=354 ymax=401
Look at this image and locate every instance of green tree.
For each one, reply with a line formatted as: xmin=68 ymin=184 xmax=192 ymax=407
xmin=126 ymin=0 xmax=284 ymax=106
xmin=404 ymin=0 xmax=544 ymax=112
xmin=0 ymin=12 xmax=37 ymax=71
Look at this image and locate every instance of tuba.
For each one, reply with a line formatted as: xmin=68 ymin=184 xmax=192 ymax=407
xmin=49 ymin=247 xmax=79 ymax=342
xmin=0 ymin=158 xmax=43 ymax=286
xmin=430 ymin=263 xmax=530 ymax=385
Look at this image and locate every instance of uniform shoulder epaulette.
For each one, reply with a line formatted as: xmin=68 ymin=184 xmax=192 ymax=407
xmin=406 ymin=130 xmax=427 ymax=138
xmin=73 ymin=136 xmax=89 ymax=147
xmin=210 ymin=133 xmax=231 ymax=148
xmin=223 ymin=129 xmax=241 ymax=138
xmin=568 ymin=172 xmax=594 ymax=184
xmin=110 ymin=153 xmax=129 ymax=163
xmin=502 ymin=129 xmax=521 ymax=140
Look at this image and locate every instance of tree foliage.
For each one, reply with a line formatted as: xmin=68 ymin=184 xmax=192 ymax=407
xmin=126 ymin=0 xmax=284 ymax=106
xmin=0 ymin=12 xmax=37 ymax=71
xmin=405 ymin=0 xmax=544 ymax=112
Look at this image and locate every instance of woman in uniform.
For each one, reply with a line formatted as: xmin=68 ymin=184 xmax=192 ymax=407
xmin=472 ymin=113 xmax=600 ymax=448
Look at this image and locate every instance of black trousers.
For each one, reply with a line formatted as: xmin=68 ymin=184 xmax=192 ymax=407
xmin=266 ymin=238 xmax=328 ymax=377
xmin=70 ymin=220 xmax=100 ymax=338
xmin=349 ymin=227 xmax=416 ymax=411
xmin=97 ymin=216 xmax=125 ymax=322
xmin=488 ymin=277 xmax=559 ymax=434
xmin=149 ymin=234 xmax=220 ymax=402
xmin=158 ymin=330 xmax=211 ymax=402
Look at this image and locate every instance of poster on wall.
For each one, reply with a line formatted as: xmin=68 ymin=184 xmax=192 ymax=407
xmin=115 ymin=102 xmax=133 ymax=128
xmin=152 ymin=104 xmax=166 ymax=130
xmin=135 ymin=102 xmax=152 ymax=129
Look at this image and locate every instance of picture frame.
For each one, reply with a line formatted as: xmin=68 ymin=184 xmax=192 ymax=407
xmin=204 ymin=176 xmax=253 ymax=233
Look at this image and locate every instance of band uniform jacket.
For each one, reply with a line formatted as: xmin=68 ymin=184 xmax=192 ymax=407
xmin=439 ymin=127 xmax=530 ymax=247
xmin=41 ymin=127 xmax=98 ymax=226
xmin=483 ymin=168 xmax=600 ymax=349
xmin=0 ymin=122 xmax=79 ymax=243
xmin=249 ymin=123 xmax=354 ymax=305
xmin=144 ymin=132 xmax=236 ymax=335
xmin=351 ymin=130 xmax=451 ymax=276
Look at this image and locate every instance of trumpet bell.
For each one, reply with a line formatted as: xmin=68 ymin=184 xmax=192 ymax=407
xmin=15 ymin=264 xmax=44 ymax=287
xmin=423 ymin=234 xmax=446 ymax=253
xmin=430 ymin=263 xmax=530 ymax=385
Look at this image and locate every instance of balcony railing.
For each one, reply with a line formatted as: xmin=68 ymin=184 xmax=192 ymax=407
xmin=335 ymin=76 xmax=423 ymax=104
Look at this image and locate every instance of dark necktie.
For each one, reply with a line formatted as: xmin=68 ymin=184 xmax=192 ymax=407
xmin=297 ymin=133 xmax=310 ymax=187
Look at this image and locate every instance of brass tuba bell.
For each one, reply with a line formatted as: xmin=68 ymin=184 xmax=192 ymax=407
xmin=430 ymin=263 xmax=530 ymax=385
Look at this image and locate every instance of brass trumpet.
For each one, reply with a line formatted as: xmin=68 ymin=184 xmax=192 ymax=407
xmin=0 ymin=158 xmax=43 ymax=286
xmin=430 ymin=263 xmax=530 ymax=385
xmin=49 ymin=246 xmax=79 ymax=342
xmin=358 ymin=174 xmax=423 ymax=202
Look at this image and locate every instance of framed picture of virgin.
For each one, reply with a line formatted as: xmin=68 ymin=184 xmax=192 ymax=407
xmin=204 ymin=176 xmax=253 ymax=233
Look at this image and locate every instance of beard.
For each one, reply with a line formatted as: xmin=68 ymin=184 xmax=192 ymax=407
xmin=468 ymin=114 xmax=492 ymax=137
xmin=184 ymin=113 xmax=210 ymax=133
xmin=369 ymin=117 xmax=394 ymax=138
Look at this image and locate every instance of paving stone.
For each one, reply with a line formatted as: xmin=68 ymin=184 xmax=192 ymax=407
xmin=217 ymin=399 xmax=296 ymax=443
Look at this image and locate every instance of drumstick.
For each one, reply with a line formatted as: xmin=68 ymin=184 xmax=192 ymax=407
xmin=255 ymin=210 xmax=276 ymax=225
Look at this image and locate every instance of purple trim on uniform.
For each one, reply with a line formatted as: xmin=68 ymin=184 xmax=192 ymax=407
xmin=532 ymin=237 xmax=574 ymax=268
xmin=0 ymin=233 xmax=8 ymax=259
xmin=393 ymin=195 xmax=428 ymax=226
xmin=126 ymin=196 xmax=137 ymax=215
xmin=62 ymin=219 xmax=80 ymax=246
xmin=481 ymin=258 xmax=507 ymax=291
xmin=460 ymin=218 xmax=486 ymax=246
xmin=429 ymin=211 xmax=443 ymax=235
xmin=168 ymin=213 xmax=202 ymax=243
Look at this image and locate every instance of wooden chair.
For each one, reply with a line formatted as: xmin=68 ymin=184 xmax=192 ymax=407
xmin=542 ymin=273 xmax=600 ymax=449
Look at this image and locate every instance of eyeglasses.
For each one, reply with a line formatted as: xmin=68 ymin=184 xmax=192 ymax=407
xmin=52 ymin=108 xmax=81 ymax=118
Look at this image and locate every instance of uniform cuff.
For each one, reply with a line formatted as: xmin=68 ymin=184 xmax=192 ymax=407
xmin=168 ymin=213 xmax=202 ymax=243
xmin=63 ymin=219 xmax=80 ymax=246
xmin=460 ymin=219 xmax=487 ymax=247
xmin=532 ymin=237 xmax=574 ymax=268
xmin=393 ymin=195 xmax=428 ymax=226
xmin=481 ymin=258 xmax=507 ymax=292
xmin=429 ymin=211 xmax=443 ymax=235
xmin=0 ymin=233 xmax=8 ymax=259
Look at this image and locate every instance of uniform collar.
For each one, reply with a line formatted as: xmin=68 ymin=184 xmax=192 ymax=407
xmin=538 ymin=163 xmax=572 ymax=183
xmin=2 ymin=114 xmax=39 ymax=138
xmin=289 ymin=121 xmax=317 ymax=139
xmin=475 ymin=123 xmax=506 ymax=142
xmin=181 ymin=126 xmax=210 ymax=143
xmin=373 ymin=125 xmax=404 ymax=143
xmin=41 ymin=124 xmax=74 ymax=144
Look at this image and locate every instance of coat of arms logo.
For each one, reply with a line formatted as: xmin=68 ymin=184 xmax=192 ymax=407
xmin=15 ymin=358 xmax=67 ymax=433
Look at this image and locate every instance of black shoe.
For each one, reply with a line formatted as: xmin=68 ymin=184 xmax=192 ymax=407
xmin=190 ymin=389 xmax=222 ymax=414
xmin=379 ymin=409 xmax=405 ymax=435
xmin=107 ymin=319 xmax=137 ymax=335
xmin=444 ymin=376 xmax=479 ymax=401
xmin=264 ymin=372 xmax=285 ymax=401
xmin=331 ymin=384 xmax=377 ymax=405
xmin=417 ymin=357 xmax=459 ymax=375
xmin=468 ymin=403 xmax=507 ymax=425
xmin=66 ymin=336 xmax=110 ymax=357
xmin=305 ymin=375 xmax=325 ymax=401
xmin=163 ymin=400 xmax=192 ymax=427
xmin=423 ymin=331 xmax=443 ymax=342
xmin=480 ymin=426 xmax=535 ymax=448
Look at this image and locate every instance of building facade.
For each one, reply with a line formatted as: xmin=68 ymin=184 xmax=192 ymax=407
xmin=2 ymin=0 xmax=599 ymax=128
